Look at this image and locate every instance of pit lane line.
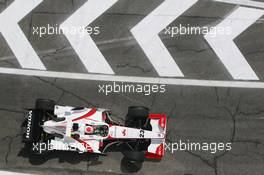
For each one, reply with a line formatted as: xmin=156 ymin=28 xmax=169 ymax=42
xmin=1 ymin=67 xmax=264 ymax=89
xmin=0 ymin=171 xmax=33 ymax=175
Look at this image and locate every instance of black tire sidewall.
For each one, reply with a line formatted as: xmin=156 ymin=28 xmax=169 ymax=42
xmin=127 ymin=106 xmax=149 ymax=119
xmin=121 ymin=156 xmax=143 ymax=173
xmin=126 ymin=106 xmax=149 ymax=128
xmin=122 ymin=151 xmax=145 ymax=162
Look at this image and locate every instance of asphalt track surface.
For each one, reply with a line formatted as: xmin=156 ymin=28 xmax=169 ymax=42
xmin=0 ymin=0 xmax=264 ymax=175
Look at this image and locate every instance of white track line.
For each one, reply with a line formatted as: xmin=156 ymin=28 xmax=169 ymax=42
xmin=0 ymin=67 xmax=264 ymax=89
xmin=0 ymin=171 xmax=33 ymax=175
xmin=214 ymin=0 xmax=264 ymax=9
xmin=0 ymin=36 xmax=134 ymax=62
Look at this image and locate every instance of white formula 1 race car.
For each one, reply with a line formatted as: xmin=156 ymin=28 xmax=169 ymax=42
xmin=22 ymin=99 xmax=167 ymax=173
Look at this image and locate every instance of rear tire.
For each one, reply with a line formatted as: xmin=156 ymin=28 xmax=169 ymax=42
xmin=35 ymin=99 xmax=55 ymax=111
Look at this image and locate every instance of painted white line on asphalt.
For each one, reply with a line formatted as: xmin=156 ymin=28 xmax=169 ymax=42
xmin=131 ymin=0 xmax=198 ymax=77
xmin=61 ymin=0 xmax=117 ymax=74
xmin=0 ymin=0 xmax=46 ymax=70
xmin=0 ymin=171 xmax=33 ymax=175
xmin=0 ymin=36 xmax=135 ymax=62
xmin=1 ymin=67 xmax=264 ymax=89
xmin=205 ymin=7 xmax=264 ymax=80
xmin=214 ymin=0 xmax=264 ymax=9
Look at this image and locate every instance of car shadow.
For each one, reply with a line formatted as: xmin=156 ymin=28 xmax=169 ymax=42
xmin=18 ymin=145 xmax=102 ymax=166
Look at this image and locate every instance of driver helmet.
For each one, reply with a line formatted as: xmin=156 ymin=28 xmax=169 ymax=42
xmin=85 ymin=126 xmax=94 ymax=134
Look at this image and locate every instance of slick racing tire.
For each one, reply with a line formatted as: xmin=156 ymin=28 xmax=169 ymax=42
xmin=35 ymin=99 xmax=55 ymax=111
xmin=126 ymin=106 xmax=149 ymax=126
xmin=127 ymin=106 xmax=149 ymax=119
xmin=121 ymin=152 xmax=144 ymax=173
xmin=122 ymin=151 xmax=145 ymax=162
xmin=125 ymin=106 xmax=151 ymax=130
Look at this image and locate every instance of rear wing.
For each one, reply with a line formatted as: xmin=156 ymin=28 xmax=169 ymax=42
xmin=23 ymin=110 xmax=43 ymax=143
xmin=145 ymin=114 xmax=167 ymax=160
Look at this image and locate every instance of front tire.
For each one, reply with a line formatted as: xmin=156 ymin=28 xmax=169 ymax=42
xmin=125 ymin=106 xmax=151 ymax=130
xmin=127 ymin=106 xmax=149 ymax=119
xmin=122 ymin=151 xmax=145 ymax=162
xmin=121 ymin=152 xmax=144 ymax=173
xmin=124 ymin=106 xmax=151 ymax=153
xmin=126 ymin=106 xmax=149 ymax=127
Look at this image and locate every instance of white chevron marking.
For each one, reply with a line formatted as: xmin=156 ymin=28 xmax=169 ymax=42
xmin=205 ymin=7 xmax=264 ymax=80
xmin=131 ymin=0 xmax=198 ymax=77
xmin=61 ymin=0 xmax=117 ymax=74
xmin=0 ymin=0 xmax=46 ymax=70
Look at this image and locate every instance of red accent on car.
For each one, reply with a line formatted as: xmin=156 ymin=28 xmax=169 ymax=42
xmin=158 ymin=116 xmax=166 ymax=129
xmin=107 ymin=134 xmax=114 ymax=140
xmin=107 ymin=126 xmax=114 ymax=140
xmin=72 ymin=108 xmax=97 ymax=122
xmin=145 ymin=143 xmax=164 ymax=159
xmin=149 ymin=114 xmax=167 ymax=129
xmin=74 ymin=138 xmax=93 ymax=153
xmin=145 ymin=152 xmax=162 ymax=159
xmin=99 ymin=141 xmax=104 ymax=147
xmin=122 ymin=129 xmax=127 ymax=136
xmin=156 ymin=143 xmax=164 ymax=156
xmin=102 ymin=112 xmax=107 ymax=121
xmin=85 ymin=126 xmax=94 ymax=133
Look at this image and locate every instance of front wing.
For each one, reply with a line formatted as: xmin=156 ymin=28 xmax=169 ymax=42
xmin=145 ymin=114 xmax=167 ymax=160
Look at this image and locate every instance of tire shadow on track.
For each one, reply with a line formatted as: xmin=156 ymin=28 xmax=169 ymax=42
xmin=17 ymin=147 xmax=102 ymax=166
